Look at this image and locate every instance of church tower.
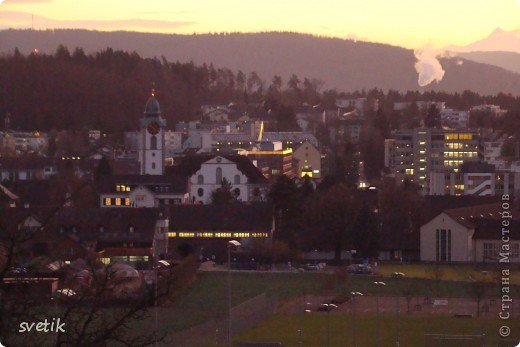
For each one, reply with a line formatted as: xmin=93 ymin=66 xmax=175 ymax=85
xmin=139 ymin=90 xmax=166 ymax=175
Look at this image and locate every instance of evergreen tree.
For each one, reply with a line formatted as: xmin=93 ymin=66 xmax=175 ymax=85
xmin=425 ymin=104 xmax=441 ymax=128
xmin=94 ymin=156 xmax=112 ymax=184
xmin=268 ymin=175 xmax=301 ymax=245
xmin=211 ymin=178 xmax=236 ymax=204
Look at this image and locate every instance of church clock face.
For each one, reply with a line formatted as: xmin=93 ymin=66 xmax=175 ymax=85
xmin=147 ymin=121 xmax=160 ymax=135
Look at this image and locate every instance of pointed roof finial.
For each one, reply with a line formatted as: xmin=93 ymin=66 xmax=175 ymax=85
xmin=151 ymin=82 xmax=156 ymax=97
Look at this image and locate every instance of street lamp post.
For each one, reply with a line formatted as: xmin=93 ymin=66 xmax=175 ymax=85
xmin=298 ymin=290 xmax=310 ymax=345
xmin=396 ymin=295 xmax=400 ymax=347
xmin=227 ymin=240 xmax=241 ymax=347
xmin=373 ymin=282 xmax=386 ymax=347
xmin=351 ymin=291 xmax=363 ymax=347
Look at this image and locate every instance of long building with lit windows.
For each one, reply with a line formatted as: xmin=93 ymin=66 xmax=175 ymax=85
xmin=166 ymin=203 xmax=274 ymax=262
xmin=384 ymin=128 xmax=481 ymax=189
xmin=429 ymin=162 xmax=520 ymax=196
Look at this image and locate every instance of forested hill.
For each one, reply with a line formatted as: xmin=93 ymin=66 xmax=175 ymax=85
xmin=0 ymin=48 xmax=242 ymax=132
xmin=1 ymin=47 xmax=520 ymax=133
xmin=2 ymin=29 xmax=520 ymax=96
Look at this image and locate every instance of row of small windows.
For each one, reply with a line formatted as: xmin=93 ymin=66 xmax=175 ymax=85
xmin=196 ymin=172 xmax=242 ymax=184
xmin=443 ymin=160 xmax=464 ymax=167
xmin=167 ymin=231 xmax=269 ymax=238
xmin=104 ymin=198 xmax=131 ymax=206
xmin=445 ymin=133 xmax=473 ymax=140
xmin=484 ymin=243 xmax=519 ymax=258
xmin=60 ymin=225 xmax=135 ymax=233
xmin=116 ymin=185 xmax=131 ymax=192
xmin=196 ymin=187 xmax=241 ymax=197
xmin=443 ymin=151 xmax=478 ymax=158
xmin=104 ymin=256 xmax=149 ymax=264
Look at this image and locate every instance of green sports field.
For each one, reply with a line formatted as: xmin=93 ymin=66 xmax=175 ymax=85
xmin=231 ymin=314 xmax=520 ymax=347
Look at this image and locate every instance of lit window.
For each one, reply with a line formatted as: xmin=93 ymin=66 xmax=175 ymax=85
xmin=104 ymin=198 xmax=111 ymax=206
xmin=125 ymin=198 xmax=130 ymax=206
xmin=115 ymin=198 xmax=121 ymax=206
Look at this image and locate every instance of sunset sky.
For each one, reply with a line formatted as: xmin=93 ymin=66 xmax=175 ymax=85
xmin=0 ymin=0 xmax=519 ymax=49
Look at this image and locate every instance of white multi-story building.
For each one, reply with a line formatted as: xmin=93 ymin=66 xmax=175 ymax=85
xmin=335 ymin=98 xmax=378 ymax=117
xmin=470 ymin=104 xmax=508 ymax=117
xmin=385 ymin=128 xmax=480 ymax=188
xmin=429 ymin=162 xmax=520 ymax=196
xmin=440 ymin=109 xmax=469 ymax=129
xmin=393 ymin=101 xmax=445 ymax=112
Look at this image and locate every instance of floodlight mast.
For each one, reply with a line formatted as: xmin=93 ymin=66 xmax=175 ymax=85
xmin=227 ymin=240 xmax=241 ymax=347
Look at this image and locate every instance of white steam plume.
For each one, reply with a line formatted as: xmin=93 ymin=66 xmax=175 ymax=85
xmin=414 ymin=50 xmax=445 ymax=87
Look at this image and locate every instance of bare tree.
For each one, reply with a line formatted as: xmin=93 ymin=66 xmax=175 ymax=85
xmin=0 ymin=179 xmax=198 ymax=346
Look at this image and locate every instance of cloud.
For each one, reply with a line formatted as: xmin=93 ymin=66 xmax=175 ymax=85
xmin=0 ymin=11 xmax=194 ymax=31
xmin=414 ymin=50 xmax=445 ymax=87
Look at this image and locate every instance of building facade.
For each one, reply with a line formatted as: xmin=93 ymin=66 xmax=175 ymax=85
xmin=292 ymin=140 xmax=322 ymax=178
xmin=420 ymin=205 xmax=520 ymax=263
xmin=187 ymin=155 xmax=269 ymax=204
xmin=385 ymin=128 xmax=480 ymax=188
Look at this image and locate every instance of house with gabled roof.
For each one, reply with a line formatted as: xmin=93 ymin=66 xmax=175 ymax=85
xmin=172 ymin=154 xmax=269 ymax=204
xmin=420 ymin=203 xmax=520 ymax=263
xmin=1 ymin=207 xmax=170 ymax=268
xmin=97 ymin=174 xmax=190 ymax=208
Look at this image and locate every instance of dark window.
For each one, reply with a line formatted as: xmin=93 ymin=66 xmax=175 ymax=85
xmin=234 ymin=174 xmax=240 ymax=184
xmin=197 ymin=175 xmax=204 ymax=184
xmin=150 ymin=135 xmax=157 ymax=150
xmin=216 ymin=167 xmax=222 ymax=184
xmin=197 ymin=188 xmax=204 ymax=197
xmin=436 ymin=229 xmax=452 ymax=262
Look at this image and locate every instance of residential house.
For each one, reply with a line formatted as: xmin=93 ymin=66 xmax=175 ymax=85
xmin=292 ymin=140 xmax=322 ymax=178
xmin=420 ymin=204 xmax=520 ymax=263
xmin=98 ymin=175 xmax=190 ymax=208
xmin=0 ymin=155 xmax=57 ymax=182
xmin=1 ymin=207 xmax=170 ymax=267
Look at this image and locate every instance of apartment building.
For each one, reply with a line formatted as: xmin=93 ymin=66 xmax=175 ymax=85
xmin=385 ymin=128 xmax=480 ymax=188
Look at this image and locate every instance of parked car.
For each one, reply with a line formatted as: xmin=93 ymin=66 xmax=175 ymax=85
xmin=392 ymin=272 xmax=406 ymax=278
xmin=317 ymin=303 xmax=338 ymax=312
xmin=347 ymin=264 xmax=372 ymax=274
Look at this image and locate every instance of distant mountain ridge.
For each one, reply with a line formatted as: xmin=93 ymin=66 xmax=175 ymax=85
xmin=452 ymin=51 xmax=520 ymax=75
xmin=446 ymin=28 xmax=520 ymax=74
xmin=448 ymin=28 xmax=520 ymax=54
xmin=1 ymin=29 xmax=520 ymax=95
